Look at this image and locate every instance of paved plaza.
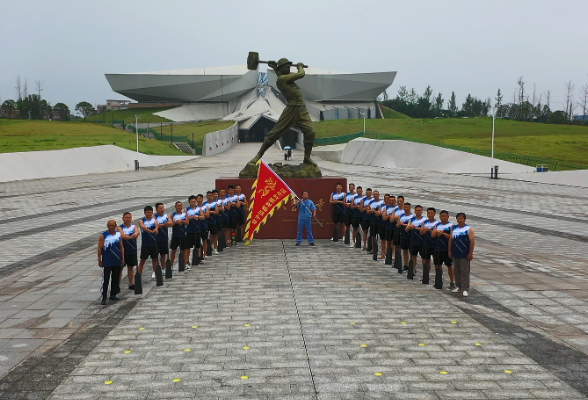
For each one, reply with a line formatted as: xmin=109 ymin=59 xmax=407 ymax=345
xmin=1 ymin=144 xmax=588 ymax=399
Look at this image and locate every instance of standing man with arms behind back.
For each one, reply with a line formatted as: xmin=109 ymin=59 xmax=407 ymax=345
xmin=449 ymin=213 xmax=475 ymax=297
xmin=97 ymin=220 xmax=124 ymax=306
xmin=330 ymin=182 xmax=346 ymax=241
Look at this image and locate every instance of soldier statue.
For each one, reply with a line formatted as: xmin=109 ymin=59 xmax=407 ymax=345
xmin=250 ymin=58 xmax=317 ymax=167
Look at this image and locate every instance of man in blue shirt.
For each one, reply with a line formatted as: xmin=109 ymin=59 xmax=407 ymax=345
xmin=449 ymin=212 xmax=475 ymax=297
xmin=294 ymin=191 xmax=317 ymax=246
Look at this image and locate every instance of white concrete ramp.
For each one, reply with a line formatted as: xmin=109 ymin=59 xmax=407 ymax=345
xmin=341 ymin=138 xmax=534 ymax=174
xmin=0 ymin=145 xmax=196 ymax=183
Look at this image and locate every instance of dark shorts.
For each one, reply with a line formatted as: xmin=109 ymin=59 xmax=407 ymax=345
xmin=229 ymin=216 xmax=238 ymax=230
xmin=200 ymin=230 xmax=209 ymax=241
xmin=422 ymin=247 xmax=436 ymax=260
xmin=393 ymin=231 xmax=402 ymax=245
xmin=401 ymin=240 xmax=411 ymax=250
xmin=370 ymin=224 xmax=379 ymax=237
xmin=351 ymin=217 xmax=361 ymax=229
xmin=140 ymin=245 xmax=158 ymax=260
xmin=434 ymin=251 xmax=453 ymax=267
xmin=333 ymin=214 xmax=345 ymax=224
xmin=208 ymin=224 xmax=218 ymax=235
xmin=170 ymin=236 xmax=188 ymax=250
xmin=384 ymin=229 xmax=392 ymax=241
xmin=378 ymin=225 xmax=386 ymax=240
xmin=187 ymin=233 xmax=201 ymax=248
xmin=238 ymin=213 xmax=246 ymax=226
xmin=157 ymin=241 xmax=169 ymax=256
xmin=124 ymin=254 xmax=137 ymax=267
xmin=410 ymin=245 xmax=423 ymax=257
xmin=345 ymin=213 xmax=353 ymax=226
xmin=361 ymin=219 xmax=371 ymax=231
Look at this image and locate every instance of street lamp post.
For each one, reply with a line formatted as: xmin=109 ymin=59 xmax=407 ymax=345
xmin=360 ymin=110 xmax=366 ymax=135
xmin=491 ymin=109 xmax=495 ymax=178
xmin=135 ymin=114 xmax=141 ymax=170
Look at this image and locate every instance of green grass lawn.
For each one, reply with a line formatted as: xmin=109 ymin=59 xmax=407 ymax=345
xmin=313 ymin=117 xmax=588 ymax=168
xmin=83 ymin=107 xmax=173 ymax=124
xmin=379 ymin=105 xmax=411 ymax=119
xmin=0 ymin=119 xmax=185 ymax=155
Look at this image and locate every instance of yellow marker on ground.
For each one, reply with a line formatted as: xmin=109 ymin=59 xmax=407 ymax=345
xmin=241 ymin=376 xmax=249 ymax=380
xmin=184 ymin=349 xmax=191 ymax=352
xmin=243 ymin=346 xmax=250 ymax=350
xmin=418 ymin=343 xmax=425 ymax=347
xmin=173 ymin=378 xmax=181 ymax=382
xmin=104 ymin=381 xmax=113 ymax=385
xmin=124 ymin=350 xmax=131 ymax=354
xmin=350 ymin=322 xmax=356 ymax=325
xmin=192 ymin=325 xmax=198 ymax=329
xmin=451 ymin=321 xmax=458 ymax=324
xmin=361 ymin=344 xmax=368 ymax=347
xmin=401 ymin=321 xmax=407 ymax=325
xmin=244 ymin=324 xmax=251 ymax=327
xmin=139 ymin=327 xmax=145 ymax=330
xmin=475 ymin=343 xmax=482 ymax=346
xmin=440 ymin=371 xmax=448 ymax=375
xmin=374 ymin=372 xmax=382 ymax=376
xmin=504 ymin=370 xmax=512 ymax=374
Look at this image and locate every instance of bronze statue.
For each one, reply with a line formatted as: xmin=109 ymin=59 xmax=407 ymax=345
xmin=249 ymin=58 xmax=317 ymax=167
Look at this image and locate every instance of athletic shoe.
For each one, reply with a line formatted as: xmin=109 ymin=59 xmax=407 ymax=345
xmin=109 ymin=296 xmax=119 ymax=301
xmin=451 ymin=288 xmax=461 ymax=293
xmin=101 ymin=298 xmax=107 ymax=306
xmin=362 ymin=247 xmax=366 ymax=251
xmin=462 ymin=291 xmax=469 ymax=297
xmin=117 ymin=287 xmax=121 ymax=294
xmin=350 ymin=243 xmax=355 ymax=248
xmin=128 ymin=285 xmax=134 ymax=290
xmin=185 ymin=265 xmax=192 ymax=271
xmin=449 ymin=282 xmax=456 ymax=290
xmin=295 ymin=243 xmax=300 ymax=246
xmin=151 ymin=272 xmax=156 ymax=279
xmin=310 ymin=243 xmax=315 ymax=246
xmin=213 ymin=249 xmax=219 ymax=255
xmin=403 ymin=266 xmax=409 ymax=271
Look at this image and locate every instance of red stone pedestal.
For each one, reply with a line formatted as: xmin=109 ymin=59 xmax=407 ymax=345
xmin=215 ymin=177 xmax=347 ymax=239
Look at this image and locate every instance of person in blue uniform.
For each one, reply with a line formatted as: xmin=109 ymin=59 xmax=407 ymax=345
xmin=367 ymin=190 xmax=384 ymax=255
xmin=344 ymin=183 xmax=357 ymax=247
xmin=330 ymin=182 xmax=346 ymax=241
xmin=98 ymin=219 xmax=124 ymax=306
xmin=381 ymin=195 xmax=398 ymax=259
xmin=170 ymin=201 xmax=189 ymax=267
xmin=359 ymin=188 xmax=374 ymax=251
xmin=351 ymin=186 xmax=365 ymax=248
xmin=196 ymin=194 xmax=210 ymax=261
xmin=119 ymin=212 xmax=139 ymax=290
xmin=406 ymin=205 xmax=427 ymax=275
xmin=397 ymin=202 xmax=414 ymax=270
xmin=392 ymin=196 xmax=405 ymax=260
xmin=419 ymin=207 xmax=439 ymax=285
xmin=138 ymin=205 xmax=159 ymax=277
xmin=449 ymin=212 xmax=475 ymax=297
xmin=432 ymin=210 xmax=455 ymax=290
xmin=236 ymin=184 xmax=248 ymax=242
xmin=294 ymin=191 xmax=317 ymax=246
xmin=186 ymin=195 xmax=202 ymax=269
xmin=205 ymin=191 xmax=220 ymax=255
xmin=155 ymin=203 xmax=172 ymax=276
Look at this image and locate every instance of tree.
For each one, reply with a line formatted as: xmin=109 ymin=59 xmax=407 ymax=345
xmin=564 ymin=80 xmax=575 ymax=123
xmin=578 ymin=83 xmax=588 ymax=124
xmin=433 ymin=92 xmax=444 ymax=116
xmin=447 ymin=92 xmax=458 ymax=117
xmin=548 ymin=110 xmax=567 ymax=124
xmin=54 ymin=103 xmax=70 ymax=121
xmin=75 ymin=101 xmax=95 ymax=121
xmin=2 ymin=99 xmax=16 ymax=118
xmin=495 ymin=89 xmax=503 ymax=110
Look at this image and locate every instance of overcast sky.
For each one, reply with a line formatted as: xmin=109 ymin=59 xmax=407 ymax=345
xmin=1 ymin=0 xmax=587 ymax=112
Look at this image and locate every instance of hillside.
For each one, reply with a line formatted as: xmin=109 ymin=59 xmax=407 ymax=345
xmin=313 ymin=117 xmax=588 ymax=169
xmin=0 ymin=119 xmax=184 ymax=155
xmin=83 ymin=107 xmax=174 ymax=124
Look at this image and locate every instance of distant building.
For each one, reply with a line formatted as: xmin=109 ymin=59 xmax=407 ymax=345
xmin=574 ymin=115 xmax=588 ymax=123
xmin=97 ymin=99 xmax=132 ymax=112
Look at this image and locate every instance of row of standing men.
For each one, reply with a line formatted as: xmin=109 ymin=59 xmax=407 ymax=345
xmin=97 ymin=185 xmax=249 ymax=305
xmin=327 ymin=183 xmax=475 ymax=296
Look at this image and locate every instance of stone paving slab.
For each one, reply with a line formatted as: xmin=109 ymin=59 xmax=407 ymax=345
xmin=1 ymin=143 xmax=588 ymax=399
